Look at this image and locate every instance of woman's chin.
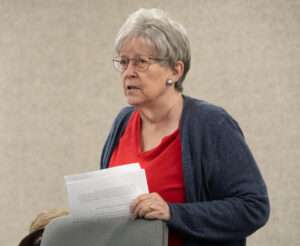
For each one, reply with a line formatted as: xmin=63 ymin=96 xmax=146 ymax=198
xmin=126 ymin=95 xmax=145 ymax=106
xmin=127 ymin=99 xmax=143 ymax=106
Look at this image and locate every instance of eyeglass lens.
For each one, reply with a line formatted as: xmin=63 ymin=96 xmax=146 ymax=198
xmin=113 ymin=56 xmax=151 ymax=72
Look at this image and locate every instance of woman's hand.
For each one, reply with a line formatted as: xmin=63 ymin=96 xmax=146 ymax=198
xmin=130 ymin=192 xmax=170 ymax=221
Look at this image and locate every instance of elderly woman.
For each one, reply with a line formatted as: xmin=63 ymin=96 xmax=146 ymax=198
xmin=101 ymin=8 xmax=270 ymax=246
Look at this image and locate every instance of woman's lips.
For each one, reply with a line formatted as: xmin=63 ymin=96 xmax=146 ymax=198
xmin=127 ymin=85 xmax=140 ymax=90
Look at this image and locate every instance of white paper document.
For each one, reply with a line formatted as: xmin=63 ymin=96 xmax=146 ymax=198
xmin=65 ymin=163 xmax=148 ymax=221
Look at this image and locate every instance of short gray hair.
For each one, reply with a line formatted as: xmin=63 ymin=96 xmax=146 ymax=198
xmin=114 ymin=8 xmax=191 ymax=92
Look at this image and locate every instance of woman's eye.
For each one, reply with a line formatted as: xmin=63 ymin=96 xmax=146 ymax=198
xmin=138 ymin=58 xmax=148 ymax=64
xmin=119 ymin=59 xmax=128 ymax=65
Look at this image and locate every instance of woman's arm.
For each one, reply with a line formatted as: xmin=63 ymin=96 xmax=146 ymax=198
xmin=167 ymin=116 xmax=270 ymax=241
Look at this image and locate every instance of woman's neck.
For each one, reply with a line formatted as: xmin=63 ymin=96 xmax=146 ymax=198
xmin=138 ymin=93 xmax=183 ymax=128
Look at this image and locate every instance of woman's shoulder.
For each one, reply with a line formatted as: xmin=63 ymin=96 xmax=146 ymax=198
xmin=183 ymin=95 xmax=232 ymax=124
xmin=182 ymin=95 xmax=242 ymax=136
xmin=112 ymin=106 xmax=135 ymax=127
xmin=117 ymin=106 xmax=135 ymax=118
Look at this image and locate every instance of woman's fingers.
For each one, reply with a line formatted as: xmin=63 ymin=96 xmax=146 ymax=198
xmin=130 ymin=193 xmax=150 ymax=213
xmin=131 ymin=195 xmax=152 ymax=219
xmin=130 ymin=193 xmax=170 ymax=221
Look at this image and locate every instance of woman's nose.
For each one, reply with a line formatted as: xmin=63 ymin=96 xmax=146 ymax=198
xmin=122 ymin=61 xmax=137 ymax=77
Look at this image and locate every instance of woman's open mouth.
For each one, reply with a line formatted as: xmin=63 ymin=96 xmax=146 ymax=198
xmin=127 ymin=85 xmax=140 ymax=90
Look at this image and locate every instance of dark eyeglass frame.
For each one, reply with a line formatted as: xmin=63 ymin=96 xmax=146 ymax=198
xmin=112 ymin=55 xmax=167 ymax=72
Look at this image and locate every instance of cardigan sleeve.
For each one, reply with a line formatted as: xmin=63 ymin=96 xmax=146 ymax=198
xmin=100 ymin=107 xmax=134 ymax=169
xmin=167 ymin=114 xmax=270 ymax=241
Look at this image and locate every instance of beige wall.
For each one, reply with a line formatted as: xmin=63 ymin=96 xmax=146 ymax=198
xmin=0 ymin=0 xmax=299 ymax=245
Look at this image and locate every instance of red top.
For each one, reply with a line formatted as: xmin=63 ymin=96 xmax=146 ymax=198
xmin=109 ymin=111 xmax=185 ymax=246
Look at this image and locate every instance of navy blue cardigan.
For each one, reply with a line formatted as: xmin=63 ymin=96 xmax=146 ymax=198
xmin=100 ymin=96 xmax=270 ymax=246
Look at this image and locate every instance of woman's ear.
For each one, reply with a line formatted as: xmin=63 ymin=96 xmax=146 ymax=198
xmin=172 ymin=61 xmax=184 ymax=82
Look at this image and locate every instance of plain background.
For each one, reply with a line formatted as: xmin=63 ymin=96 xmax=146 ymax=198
xmin=0 ymin=0 xmax=299 ymax=245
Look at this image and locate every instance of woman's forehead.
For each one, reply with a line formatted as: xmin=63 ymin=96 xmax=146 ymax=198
xmin=119 ymin=36 xmax=157 ymax=56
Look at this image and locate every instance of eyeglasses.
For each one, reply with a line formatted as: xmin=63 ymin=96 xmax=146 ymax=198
xmin=112 ymin=55 xmax=167 ymax=72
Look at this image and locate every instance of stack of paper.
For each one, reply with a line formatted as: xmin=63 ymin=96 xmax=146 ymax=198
xmin=64 ymin=163 xmax=148 ymax=221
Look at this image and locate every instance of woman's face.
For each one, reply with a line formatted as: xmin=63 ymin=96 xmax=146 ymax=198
xmin=119 ymin=37 xmax=176 ymax=107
